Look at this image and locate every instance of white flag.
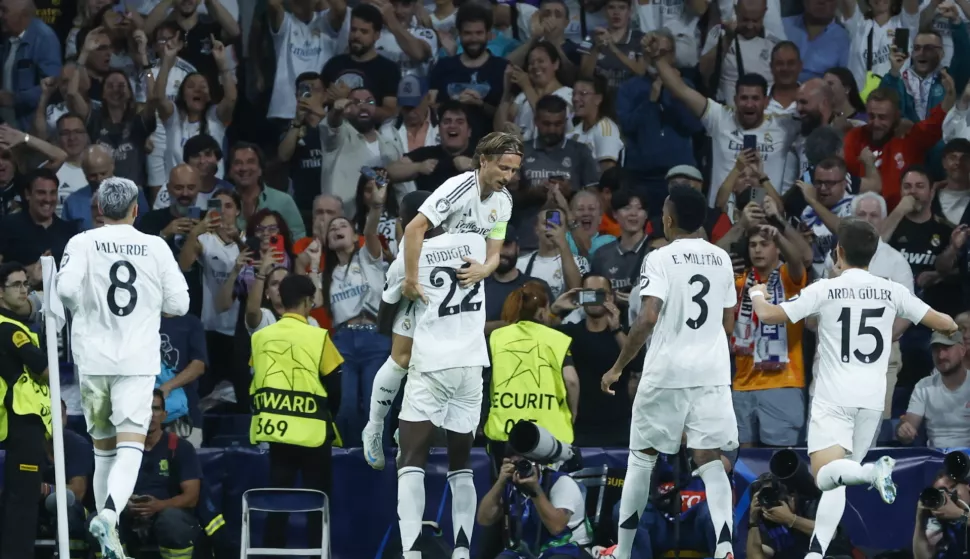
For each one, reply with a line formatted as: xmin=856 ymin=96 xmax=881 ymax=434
xmin=41 ymin=256 xmax=66 ymax=330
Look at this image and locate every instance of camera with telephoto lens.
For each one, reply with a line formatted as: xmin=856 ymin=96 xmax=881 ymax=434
xmin=514 ymin=459 xmax=536 ymax=479
xmin=507 ymin=421 xmax=575 ymax=465
xmin=945 ymin=451 xmax=970 ymax=481
xmin=769 ymin=449 xmax=822 ymax=499
xmin=757 ymin=478 xmax=789 ymax=509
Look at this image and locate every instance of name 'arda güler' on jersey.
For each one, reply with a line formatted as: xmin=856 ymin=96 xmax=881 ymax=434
xmin=825 ymin=287 xmax=894 ymax=301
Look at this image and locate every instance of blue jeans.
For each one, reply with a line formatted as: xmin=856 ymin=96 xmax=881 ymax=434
xmin=332 ymin=326 xmax=391 ymax=447
xmin=614 ymin=501 xmax=715 ymax=559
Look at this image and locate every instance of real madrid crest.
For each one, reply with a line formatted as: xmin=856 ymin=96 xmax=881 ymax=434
xmin=436 ymin=198 xmax=451 ymax=213
xmin=488 ymin=209 xmax=497 ymax=223
xmin=931 ymin=234 xmax=941 ymax=248
xmin=403 ymin=318 xmax=412 ymax=331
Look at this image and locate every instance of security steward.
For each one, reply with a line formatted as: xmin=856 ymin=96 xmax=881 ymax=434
xmin=250 ymin=274 xmax=342 ymax=551
xmin=0 ymin=262 xmax=53 ymax=559
xmin=485 ymin=281 xmax=577 ymax=465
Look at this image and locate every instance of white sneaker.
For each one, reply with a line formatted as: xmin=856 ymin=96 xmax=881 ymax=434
xmin=89 ymin=513 xmax=127 ymax=559
xmin=871 ymin=456 xmax=897 ymax=504
xmin=362 ymin=421 xmax=385 ymax=470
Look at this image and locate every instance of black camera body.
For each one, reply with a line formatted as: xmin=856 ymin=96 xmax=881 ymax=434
xmin=921 ymin=487 xmax=948 ymax=510
xmin=758 ymin=479 xmax=790 ymax=509
xmin=514 ymin=459 xmax=536 ymax=479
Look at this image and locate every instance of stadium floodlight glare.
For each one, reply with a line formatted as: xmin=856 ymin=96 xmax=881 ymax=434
xmin=508 ymin=420 xmax=574 ymax=464
xmin=769 ymin=448 xmax=822 ymax=499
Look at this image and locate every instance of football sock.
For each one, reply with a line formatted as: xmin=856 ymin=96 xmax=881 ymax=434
xmin=697 ymin=459 xmax=735 ymax=559
xmin=369 ymin=357 xmax=407 ymax=425
xmin=614 ymin=451 xmax=657 ymax=559
xmin=447 ymin=469 xmax=476 ymax=559
xmin=398 ymin=466 xmax=425 ymax=559
xmin=92 ymin=448 xmax=116 ymax=513
xmin=816 ymin=459 xmax=875 ymax=490
xmin=102 ymin=441 xmax=144 ymax=526
xmin=807 ymin=486 xmax=847 ymax=557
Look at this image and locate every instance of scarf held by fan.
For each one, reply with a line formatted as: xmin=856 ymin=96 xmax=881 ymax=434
xmin=733 ymin=267 xmax=789 ymax=371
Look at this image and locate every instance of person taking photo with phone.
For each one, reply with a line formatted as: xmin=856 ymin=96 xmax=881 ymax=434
xmin=136 ymin=165 xmax=203 ymax=255
xmin=517 ymin=206 xmax=588 ymax=299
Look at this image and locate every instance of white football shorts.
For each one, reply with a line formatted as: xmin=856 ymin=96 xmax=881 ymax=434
xmin=630 ymin=384 xmax=739 ymax=455
xmin=392 ymin=299 xmax=418 ymax=338
xmin=399 ymin=366 xmax=483 ymax=434
xmin=79 ymin=374 xmax=155 ymax=440
xmin=807 ymin=399 xmax=882 ymax=460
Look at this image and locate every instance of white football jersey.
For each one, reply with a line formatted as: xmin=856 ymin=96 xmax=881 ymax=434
xmin=419 ymin=170 xmax=513 ymax=240
xmin=638 ymin=238 xmax=737 ymax=388
xmin=386 ymin=233 xmax=488 ymax=372
xmin=780 ymin=268 xmax=930 ymax=411
xmin=56 ymin=223 xmax=190 ymax=377
xmin=567 ymin=117 xmax=624 ymax=163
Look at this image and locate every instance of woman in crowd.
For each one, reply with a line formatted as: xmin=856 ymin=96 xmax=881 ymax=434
xmin=322 ymin=176 xmax=389 ymax=448
xmin=76 ymin=6 xmax=146 ymax=84
xmin=155 ymin=32 xmax=235 ymax=181
xmin=495 ymin=41 xmax=573 ymax=140
xmin=569 ymin=74 xmax=622 ymax=172
xmin=242 ymin=209 xmax=295 ymax=285
xmin=34 ymin=63 xmax=100 ymax=140
xmin=484 ymin=281 xmax=579 ymax=460
xmin=824 ymin=67 xmax=868 ymax=122
xmin=353 ymin=168 xmax=400 ymax=260
xmin=67 ymin=67 xmax=156 ymax=186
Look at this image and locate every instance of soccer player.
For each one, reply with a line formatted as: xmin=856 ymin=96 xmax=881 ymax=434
xmin=600 ymin=185 xmax=739 ymax=559
xmin=748 ymin=218 xmax=958 ymax=559
xmin=384 ymin=226 xmax=488 ymax=559
xmin=55 ymin=177 xmax=190 ymax=559
xmin=361 ymin=131 xmax=522 ymax=469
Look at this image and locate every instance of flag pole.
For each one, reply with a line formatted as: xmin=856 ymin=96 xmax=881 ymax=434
xmin=41 ymin=255 xmax=70 ymax=559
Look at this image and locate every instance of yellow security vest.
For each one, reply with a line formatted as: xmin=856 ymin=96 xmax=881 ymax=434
xmin=249 ymin=314 xmax=343 ymax=448
xmin=485 ymin=320 xmax=573 ymax=444
xmin=0 ymin=314 xmax=52 ymax=441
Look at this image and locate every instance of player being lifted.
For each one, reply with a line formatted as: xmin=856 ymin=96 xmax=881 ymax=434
xmin=361 ymin=131 xmax=522 ymax=469
xmin=600 ymin=186 xmax=739 ymax=559
xmin=748 ymin=218 xmax=958 ymax=559
xmin=56 ymin=178 xmax=190 ymax=559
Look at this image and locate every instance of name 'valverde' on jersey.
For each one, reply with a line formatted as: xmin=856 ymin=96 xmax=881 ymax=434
xmin=55 ymin=224 xmax=190 ymax=377
xmin=418 ymin=170 xmax=513 ymax=240
xmin=385 ymin=233 xmax=489 ymax=373
xmin=639 ymin=238 xmax=737 ymax=388
xmin=779 ymin=269 xmax=930 ymax=411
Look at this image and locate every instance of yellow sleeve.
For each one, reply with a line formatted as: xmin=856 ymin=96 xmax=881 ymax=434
xmin=319 ymin=335 xmax=345 ymax=376
xmin=488 ymin=221 xmax=508 ymax=241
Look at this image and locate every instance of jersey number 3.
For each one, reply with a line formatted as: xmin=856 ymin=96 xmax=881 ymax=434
xmin=837 ymin=307 xmax=886 ymax=364
xmin=107 ymin=261 xmax=138 ymax=317
xmin=431 ymin=266 xmax=482 ymax=317
xmin=686 ymin=274 xmax=710 ymax=330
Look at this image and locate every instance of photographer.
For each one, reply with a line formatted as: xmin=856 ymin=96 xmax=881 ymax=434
xmin=477 ymin=457 xmax=591 ymax=559
xmin=747 ymin=473 xmax=852 ymax=559
xmin=914 ymin=472 xmax=970 ymax=559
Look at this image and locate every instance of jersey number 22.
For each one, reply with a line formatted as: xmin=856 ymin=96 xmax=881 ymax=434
xmin=431 ymin=266 xmax=482 ymax=317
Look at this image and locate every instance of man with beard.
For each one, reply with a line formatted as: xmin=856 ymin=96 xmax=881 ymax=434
xmin=142 ymin=0 xmax=241 ymax=101
xmin=845 ymin=82 xmax=953 ymax=211
xmin=882 ymin=24 xmax=970 ymax=123
xmin=483 ymin=227 xmax=551 ymax=335
xmin=429 ymin=2 xmax=509 ymax=143
xmin=516 ymin=95 xmax=599 ymax=251
xmin=700 ymin=0 xmax=783 ymax=104
xmin=321 ymin=4 xmax=402 ymax=123
xmin=320 ymin=87 xmax=404 ymax=218
xmin=154 ymin=134 xmax=232 ymax=211
xmin=0 ymin=169 xmax=78 ymax=265
xmin=387 ymin=101 xmax=476 ymax=192
xmin=647 ymin=35 xmax=799 ymax=207
xmin=897 ymin=331 xmax=970 ymax=447
xmin=136 ymin=165 xmax=204 ymax=251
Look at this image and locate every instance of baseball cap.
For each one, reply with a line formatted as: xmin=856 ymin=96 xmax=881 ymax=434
xmin=665 ymin=165 xmax=703 ymax=182
xmin=931 ymin=331 xmax=963 ymax=346
xmin=397 ymin=75 xmax=425 ymax=108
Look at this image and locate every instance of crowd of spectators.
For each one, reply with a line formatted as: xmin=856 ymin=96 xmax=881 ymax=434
xmin=3 ymin=0 xmax=970 ymax=553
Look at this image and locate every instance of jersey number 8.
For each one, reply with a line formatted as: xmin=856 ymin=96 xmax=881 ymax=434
xmin=431 ymin=266 xmax=482 ymax=317
xmin=107 ymin=261 xmax=138 ymax=317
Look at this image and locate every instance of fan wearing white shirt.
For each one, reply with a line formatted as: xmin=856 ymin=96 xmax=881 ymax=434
xmin=897 ymin=330 xmax=970 ymax=447
xmin=645 ymin=34 xmax=798 ymax=207
xmin=568 ymin=75 xmax=624 ymax=172
xmin=839 ymin=0 xmax=920 ymax=90
xmin=372 ymin=0 xmax=438 ymax=78
xmin=517 ymin=208 xmax=589 ymax=299
xmin=750 ymin=218 xmax=958 ymax=559
xmin=600 ymin=186 xmax=738 ymax=559
xmin=55 ymin=177 xmax=190 ymax=559
xmin=266 ymin=0 xmax=347 ymax=120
